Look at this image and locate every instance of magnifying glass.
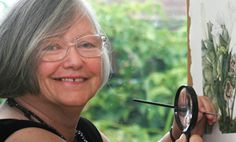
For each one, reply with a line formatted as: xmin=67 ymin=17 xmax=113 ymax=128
xmin=133 ymin=85 xmax=216 ymax=140
xmin=174 ymin=85 xmax=198 ymax=138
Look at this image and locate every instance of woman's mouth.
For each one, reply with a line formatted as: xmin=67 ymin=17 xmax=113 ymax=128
xmin=54 ymin=77 xmax=87 ymax=82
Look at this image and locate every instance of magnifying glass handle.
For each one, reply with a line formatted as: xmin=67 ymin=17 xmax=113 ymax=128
xmin=133 ymin=98 xmax=175 ymax=108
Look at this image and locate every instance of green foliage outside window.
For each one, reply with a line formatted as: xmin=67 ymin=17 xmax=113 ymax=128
xmin=85 ymin=0 xmax=188 ymax=141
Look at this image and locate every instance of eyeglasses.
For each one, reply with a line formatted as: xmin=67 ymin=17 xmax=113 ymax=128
xmin=40 ymin=34 xmax=108 ymax=62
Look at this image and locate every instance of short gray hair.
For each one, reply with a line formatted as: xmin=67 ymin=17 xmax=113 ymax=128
xmin=0 ymin=0 xmax=112 ymax=98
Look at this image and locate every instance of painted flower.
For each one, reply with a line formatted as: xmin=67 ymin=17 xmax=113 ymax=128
xmin=211 ymin=23 xmax=223 ymax=47
xmin=229 ymin=53 xmax=236 ymax=76
xmin=224 ymin=80 xmax=234 ymax=100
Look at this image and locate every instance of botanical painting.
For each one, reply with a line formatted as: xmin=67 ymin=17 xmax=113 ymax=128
xmin=201 ymin=2 xmax=236 ymax=133
xmin=189 ymin=0 xmax=236 ymax=141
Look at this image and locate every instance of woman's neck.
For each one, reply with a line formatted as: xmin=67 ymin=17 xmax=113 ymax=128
xmin=14 ymin=94 xmax=85 ymax=141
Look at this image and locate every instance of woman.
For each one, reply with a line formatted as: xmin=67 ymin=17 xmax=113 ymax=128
xmin=0 ymin=0 xmax=110 ymax=141
xmin=0 ymin=0 xmax=216 ymax=142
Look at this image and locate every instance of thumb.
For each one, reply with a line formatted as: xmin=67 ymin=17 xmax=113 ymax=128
xmin=176 ymin=134 xmax=187 ymax=142
xmin=189 ymin=134 xmax=203 ymax=142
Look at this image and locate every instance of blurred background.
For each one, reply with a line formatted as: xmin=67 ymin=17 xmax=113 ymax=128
xmin=0 ymin=0 xmax=187 ymax=141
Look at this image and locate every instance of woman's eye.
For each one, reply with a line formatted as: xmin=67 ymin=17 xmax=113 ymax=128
xmin=43 ymin=44 xmax=62 ymax=51
xmin=78 ymin=42 xmax=96 ymax=48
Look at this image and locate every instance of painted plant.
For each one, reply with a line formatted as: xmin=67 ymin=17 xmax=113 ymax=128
xmin=201 ymin=5 xmax=236 ymax=132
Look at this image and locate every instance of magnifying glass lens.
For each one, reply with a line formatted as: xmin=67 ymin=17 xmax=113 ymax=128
xmin=177 ymin=88 xmax=193 ymax=131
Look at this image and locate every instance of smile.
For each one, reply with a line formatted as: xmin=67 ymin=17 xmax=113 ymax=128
xmin=54 ymin=77 xmax=86 ymax=82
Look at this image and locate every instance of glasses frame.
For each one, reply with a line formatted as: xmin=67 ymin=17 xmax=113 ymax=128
xmin=39 ymin=34 xmax=108 ymax=62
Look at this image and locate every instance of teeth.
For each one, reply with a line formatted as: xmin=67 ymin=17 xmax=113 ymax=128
xmin=75 ymin=78 xmax=84 ymax=82
xmin=61 ymin=78 xmax=84 ymax=82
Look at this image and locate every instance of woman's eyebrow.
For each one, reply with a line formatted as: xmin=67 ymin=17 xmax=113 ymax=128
xmin=74 ymin=32 xmax=98 ymax=39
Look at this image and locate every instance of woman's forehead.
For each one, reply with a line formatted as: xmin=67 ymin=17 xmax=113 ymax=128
xmin=54 ymin=15 xmax=97 ymax=41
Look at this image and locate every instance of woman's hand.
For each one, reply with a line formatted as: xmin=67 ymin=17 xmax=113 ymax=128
xmin=159 ymin=95 xmax=217 ymax=142
xmin=191 ymin=96 xmax=217 ymax=136
xmin=175 ymin=134 xmax=203 ymax=142
xmin=176 ymin=134 xmax=187 ymax=142
xmin=171 ymin=95 xmax=217 ymax=140
xmin=197 ymin=96 xmax=217 ymax=125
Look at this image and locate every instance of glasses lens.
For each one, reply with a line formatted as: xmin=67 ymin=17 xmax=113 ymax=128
xmin=76 ymin=35 xmax=104 ymax=58
xmin=40 ymin=35 xmax=105 ymax=61
xmin=40 ymin=38 xmax=68 ymax=61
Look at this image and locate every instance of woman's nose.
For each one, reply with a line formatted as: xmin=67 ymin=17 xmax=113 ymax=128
xmin=62 ymin=47 xmax=84 ymax=69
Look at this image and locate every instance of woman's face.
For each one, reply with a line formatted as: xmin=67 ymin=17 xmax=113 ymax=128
xmin=36 ymin=15 xmax=102 ymax=107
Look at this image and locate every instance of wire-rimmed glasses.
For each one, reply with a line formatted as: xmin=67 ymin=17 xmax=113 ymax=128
xmin=40 ymin=34 xmax=107 ymax=62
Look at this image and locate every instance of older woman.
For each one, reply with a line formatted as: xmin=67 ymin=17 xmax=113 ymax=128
xmin=0 ymin=0 xmax=110 ymax=141
xmin=0 ymin=0 xmax=216 ymax=142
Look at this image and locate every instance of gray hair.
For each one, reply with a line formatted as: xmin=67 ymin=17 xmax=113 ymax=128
xmin=0 ymin=0 xmax=112 ymax=98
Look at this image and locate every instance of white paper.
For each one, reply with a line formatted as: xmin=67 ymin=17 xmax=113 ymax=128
xmin=189 ymin=0 xmax=236 ymax=141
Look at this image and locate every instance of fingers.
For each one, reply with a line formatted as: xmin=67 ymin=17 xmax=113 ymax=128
xmin=176 ymin=134 xmax=187 ymax=142
xmin=191 ymin=115 xmax=206 ymax=136
xmin=198 ymin=96 xmax=215 ymax=114
xmin=197 ymin=96 xmax=217 ymax=125
xmin=175 ymin=134 xmax=203 ymax=142
xmin=189 ymin=134 xmax=203 ymax=142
